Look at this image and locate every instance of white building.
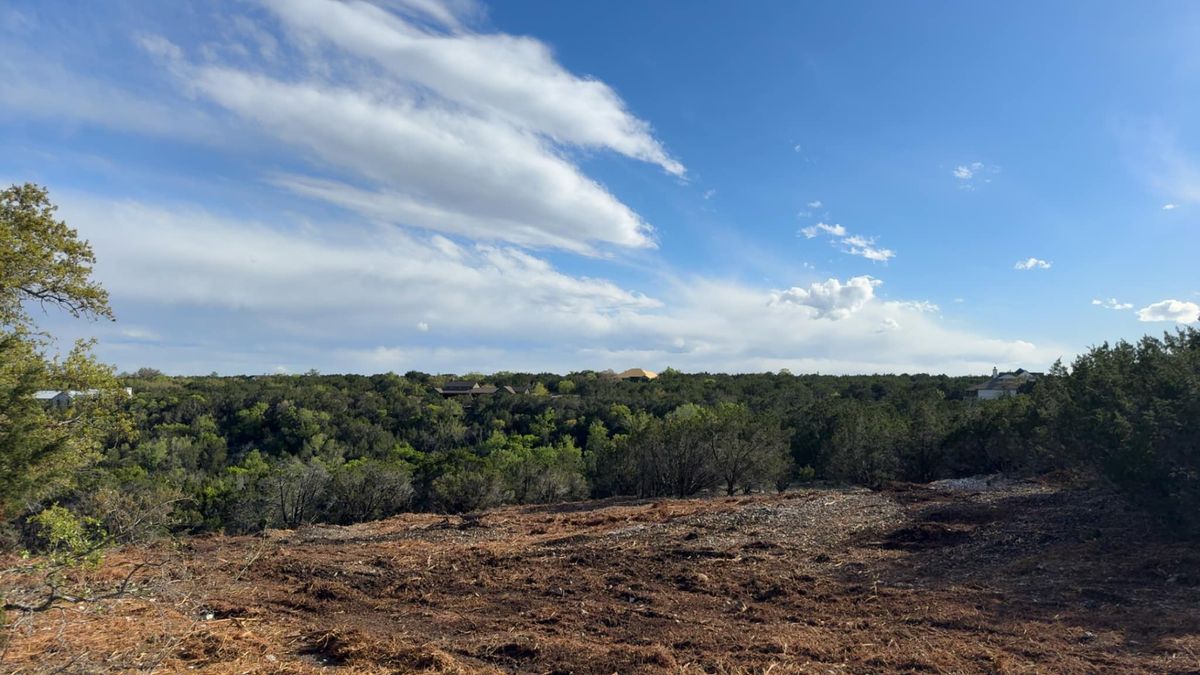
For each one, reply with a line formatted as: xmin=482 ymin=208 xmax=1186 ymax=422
xmin=33 ymin=388 xmax=133 ymax=408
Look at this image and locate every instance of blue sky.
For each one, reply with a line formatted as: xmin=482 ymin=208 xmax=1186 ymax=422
xmin=2 ymin=1 xmax=1197 ymax=375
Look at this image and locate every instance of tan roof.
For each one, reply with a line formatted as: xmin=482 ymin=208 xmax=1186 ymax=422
xmin=616 ymin=368 xmax=658 ymax=380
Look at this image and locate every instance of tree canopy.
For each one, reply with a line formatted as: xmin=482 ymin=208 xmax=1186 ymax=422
xmin=0 ymin=184 xmax=123 ymax=522
xmin=1 ymin=184 xmax=112 ymax=331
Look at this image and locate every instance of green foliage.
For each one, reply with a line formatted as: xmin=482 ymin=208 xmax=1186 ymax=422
xmin=430 ymin=467 xmax=503 ymax=514
xmin=0 ymin=184 xmax=126 ymax=523
xmin=1056 ymin=330 xmax=1200 ymax=531
xmin=826 ymin=403 xmax=906 ymax=486
xmin=0 ymin=183 xmax=112 ymax=328
xmin=28 ymin=505 xmax=106 ymax=567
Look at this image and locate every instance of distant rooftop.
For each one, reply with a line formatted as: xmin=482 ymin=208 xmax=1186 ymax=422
xmin=616 ymin=368 xmax=658 ymax=380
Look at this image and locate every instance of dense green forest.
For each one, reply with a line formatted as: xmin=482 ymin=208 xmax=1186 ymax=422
xmin=2 ymin=183 xmax=1198 ymax=549
xmin=14 ymin=327 xmax=1190 ymax=542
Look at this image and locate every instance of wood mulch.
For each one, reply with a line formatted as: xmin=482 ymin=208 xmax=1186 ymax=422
xmin=3 ymin=481 xmax=1199 ymax=673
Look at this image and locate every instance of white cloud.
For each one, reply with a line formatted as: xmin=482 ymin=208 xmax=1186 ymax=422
xmin=840 ymin=234 xmax=895 ymax=262
xmin=799 ymin=222 xmax=846 ymax=239
xmin=1162 ymin=203 xmax=1177 ymax=210
xmin=184 ymin=65 xmax=653 ymax=254
xmin=807 ymin=200 xmax=823 ymax=209
xmin=770 ymin=276 xmax=881 ymax=320
xmin=1014 ymin=257 xmax=1051 ymax=270
xmin=61 ymin=196 xmax=660 ymax=342
xmin=257 ymin=0 xmax=683 ymax=176
xmin=54 ymin=194 xmax=1058 ymax=376
xmin=703 ymin=189 xmax=716 ymax=200
xmin=119 ymin=327 xmax=162 ymax=342
xmin=895 ymin=300 xmax=939 ymax=313
xmin=1136 ymin=299 xmax=1200 ymax=323
xmin=953 ymin=161 xmax=999 ymax=190
xmin=877 ymin=318 xmax=901 ymax=333
xmin=1092 ymin=298 xmax=1133 ymax=311
xmin=6 ymin=3 xmax=681 ymax=256
xmin=416 ymin=321 xmax=430 ymax=332
xmin=799 ymin=222 xmax=894 ymax=262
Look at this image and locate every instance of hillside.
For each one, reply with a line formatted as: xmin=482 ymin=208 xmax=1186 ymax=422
xmin=3 ymin=481 xmax=1199 ymax=673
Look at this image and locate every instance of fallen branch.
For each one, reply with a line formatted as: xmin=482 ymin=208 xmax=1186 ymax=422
xmin=3 ymin=561 xmax=150 ymax=613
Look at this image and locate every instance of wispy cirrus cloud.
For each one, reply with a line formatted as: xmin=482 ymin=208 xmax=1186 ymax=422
xmin=799 ymin=222 xmax=894 ymax=262
xmin=799 ymin=222 xmax=846 ymax=239
xmin=4 ymin=0 xmax=680 ymax=256
xmin=258 ymin=0 xmax=683 ymax=175
xmin=953 ymin=161 xmax=999 ymax=190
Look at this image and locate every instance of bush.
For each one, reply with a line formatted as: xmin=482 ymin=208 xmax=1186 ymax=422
xmin=327 ymin=459 xmax=414 ymax=524
xmin=430 ymin=468 xmax=503 ymax=513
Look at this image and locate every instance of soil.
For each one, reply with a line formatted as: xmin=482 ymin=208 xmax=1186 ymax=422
xmin=3 ymin=480 xmax=1199 ymax=673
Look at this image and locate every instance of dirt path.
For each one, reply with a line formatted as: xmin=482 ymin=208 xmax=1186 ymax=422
xmin=4 ymin=482 xmax=1199 ymax=673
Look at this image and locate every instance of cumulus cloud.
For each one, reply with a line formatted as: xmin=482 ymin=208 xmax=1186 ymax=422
xmin=1092 ymin=298 xmax=1133 ymax=311
xmin=807 ymin=200 xmax=823 ymax=209
xmin=771 ymin=276 xmax=881 ymax=320
xmin=1162 ymin=203 xmax=1177 ymax=210
xmin=1014 ymin=257 xmax=1051 ymax=270
xmin=1136 ymin=299 xmax=1200 ymax=323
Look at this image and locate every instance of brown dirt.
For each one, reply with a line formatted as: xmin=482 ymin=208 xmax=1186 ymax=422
xmin=3 ymin=482 xmax=1199 ymax=673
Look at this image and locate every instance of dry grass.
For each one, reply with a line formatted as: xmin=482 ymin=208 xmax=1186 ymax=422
xmin=3 ymin=482 xmax=1199 ymax=673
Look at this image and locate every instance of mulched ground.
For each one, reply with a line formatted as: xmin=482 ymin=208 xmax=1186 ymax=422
xmin=3 ymin=480 xmax=1199 ymax=673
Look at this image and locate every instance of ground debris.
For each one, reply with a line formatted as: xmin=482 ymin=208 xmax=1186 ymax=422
xmin=3 ymin=483 xmax=1198 ymax=673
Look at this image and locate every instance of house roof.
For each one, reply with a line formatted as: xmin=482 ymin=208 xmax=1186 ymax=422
xmin=969 ymin=370 xmax=1043 ymax=391
xmin=436 ymin=382 xmax=505 ymax=395
xmin=616 ymin=368 xmax=658 ymax=380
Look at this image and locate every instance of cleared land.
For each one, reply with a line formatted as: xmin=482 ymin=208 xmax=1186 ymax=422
xmin=3 ymin=480 xmax=1199 ymax=673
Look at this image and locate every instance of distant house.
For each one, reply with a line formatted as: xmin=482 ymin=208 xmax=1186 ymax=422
xmin=434 ymin=381 xmax=528 ymax=398
xmin=33 ymin=388 xmax=133 ymax=408
xmin=33 ymin=390 xmax=74 ymax=408
xmin=968 ymin=368 xmax=1041 ymax=400
xmin=616 ymin=368 xmax=658 ymax=382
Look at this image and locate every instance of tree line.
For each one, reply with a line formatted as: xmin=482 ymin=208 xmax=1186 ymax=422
xmin=2 ymin=183 xmax=1199 ymax=551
